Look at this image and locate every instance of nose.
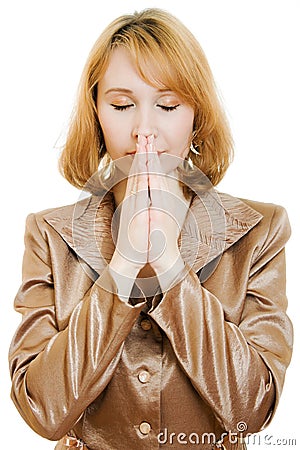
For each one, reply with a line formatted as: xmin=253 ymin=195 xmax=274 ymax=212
xmin=132 ymin=107 xmax=158 ymax=141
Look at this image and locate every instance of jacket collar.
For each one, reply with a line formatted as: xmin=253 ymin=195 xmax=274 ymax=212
xmin=44 ymin=190 xmax=262 ymax=278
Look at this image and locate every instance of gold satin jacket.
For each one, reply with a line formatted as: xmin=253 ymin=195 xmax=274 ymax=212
xmin=9 ymin=191 xmax=293 ymax=450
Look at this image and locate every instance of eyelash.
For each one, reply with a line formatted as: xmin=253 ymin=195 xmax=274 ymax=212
xmin=159 ymin=104 xmax=180 ymax=112
xmin=111 ymin=104 xmax=133 ymax=111
xmin=110 ymin=104 xmax=180 ymax=112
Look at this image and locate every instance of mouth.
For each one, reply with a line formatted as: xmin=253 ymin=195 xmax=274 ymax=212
xmin=126 ymin=150 xmax=166 ymax=156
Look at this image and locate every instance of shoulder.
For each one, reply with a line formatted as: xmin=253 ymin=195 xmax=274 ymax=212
xmin=220 ymin=192 xmax=291 ymax=247
xmin=219 ymin=191 xmax=290 ymax=225
xmin=26 ymin=195 xmax=92 ymax=226
xmin=239 ymin=197 xmax=291 ymax=240
xmin=22 ymin=196 xmax=92 ymax=243
xmin=239 ymin=197 xmax=289 ymax=222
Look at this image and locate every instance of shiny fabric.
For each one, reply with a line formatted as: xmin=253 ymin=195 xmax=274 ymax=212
xmin=9 ymin=191 xmax=293 ymax=450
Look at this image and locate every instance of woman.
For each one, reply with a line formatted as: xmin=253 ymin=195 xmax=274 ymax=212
xmin=9 ymin=8 xmax=293 ymax=450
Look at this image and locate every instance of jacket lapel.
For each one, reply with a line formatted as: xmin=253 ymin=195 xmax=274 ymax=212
xmin=45 ymin=190 xmax=262 ymax=277
xmin=180 ymin=190 xmax=262 ymax=277
xmin=45 ymin=193 xmax=116 ymax=274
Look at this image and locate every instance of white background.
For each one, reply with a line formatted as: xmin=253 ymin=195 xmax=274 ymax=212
xmin=1 ymin=0 xmax=299 ymax=448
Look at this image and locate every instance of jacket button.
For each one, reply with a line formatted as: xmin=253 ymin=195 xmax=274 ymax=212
xmin=138 ymin=370 xmax=150 ymax=383
xmin=139 ymin=422 xmax=151 ymax=435
xmin=140 ymin=319 xmax=152 ymax=330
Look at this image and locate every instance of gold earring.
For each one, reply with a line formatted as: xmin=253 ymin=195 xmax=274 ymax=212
xmin=99 ymin=152 xmax=115 ymax=183
xmin=190 ymin=142 xmax=200 ymax=155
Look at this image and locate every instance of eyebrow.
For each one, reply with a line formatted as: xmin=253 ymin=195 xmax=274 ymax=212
xmin=104 ymin=88 xmax=133 ymax=95
xmin=104 ymin=87 xmax=173 ymax=95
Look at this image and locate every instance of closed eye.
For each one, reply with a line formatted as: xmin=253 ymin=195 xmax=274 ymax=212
xmin=158 ymin=104 xmax=180 ymax=112
xmin=111 ymin=104 xmax=134 ymax=111
xmin=110 ymin=103 xmax=180 ymax=112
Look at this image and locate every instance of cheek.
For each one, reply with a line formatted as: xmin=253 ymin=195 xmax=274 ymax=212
xmin=169 ymin=110 xmax=194 ymax=157
xmin=98 ymin=108 xmax=116 ymax=136
xmin=98 ymin=110 xmax=125 ymax=158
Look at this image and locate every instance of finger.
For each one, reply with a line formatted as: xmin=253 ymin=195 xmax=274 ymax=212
xmin=134 ymin=136 xmax=150 ymax=212
xmin=120 ymin=137 xmax=149 ymax=232
xmin=147 ymin=137 xmax=169 ymax=209
xmin=147 ymin=137 xmax=169 ymax=190
xmin=124 ymin=137 xmax=146 ymax=198
xmin=125 ymin=135 xmax=147 ymax=193
xmin=135 ymin=135 xmax=148 ymax=192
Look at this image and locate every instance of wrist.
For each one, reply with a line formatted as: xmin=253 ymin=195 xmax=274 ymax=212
xmin=110 ymin=253 xmax=140 ymax=279
xmin=154 ymin=255 xmax=187 ymax=293
xmin=108 ymin=254 xmax=141 ymax=301
xmin=151 ymin=249 xmax=182 ymax=275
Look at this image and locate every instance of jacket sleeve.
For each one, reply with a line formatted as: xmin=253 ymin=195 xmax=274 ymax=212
xmin=149 ymin=205 xmax=293 ymax=434
xmin=8 ymin=213 xmax=145 ymax=441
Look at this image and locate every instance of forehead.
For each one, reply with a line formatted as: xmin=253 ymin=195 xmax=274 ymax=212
xmin=101 ymin=47 xmax=142 ymax=85
xmin=99 ymin=46 xmax=176 ymax=92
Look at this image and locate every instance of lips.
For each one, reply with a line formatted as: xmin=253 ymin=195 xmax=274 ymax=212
xmin=126 ymin=150 xmax=166 ymax=155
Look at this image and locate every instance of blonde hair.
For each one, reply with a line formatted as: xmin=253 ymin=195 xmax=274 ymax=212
xmin=59 ymin=8 xmax=233 ymax=189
